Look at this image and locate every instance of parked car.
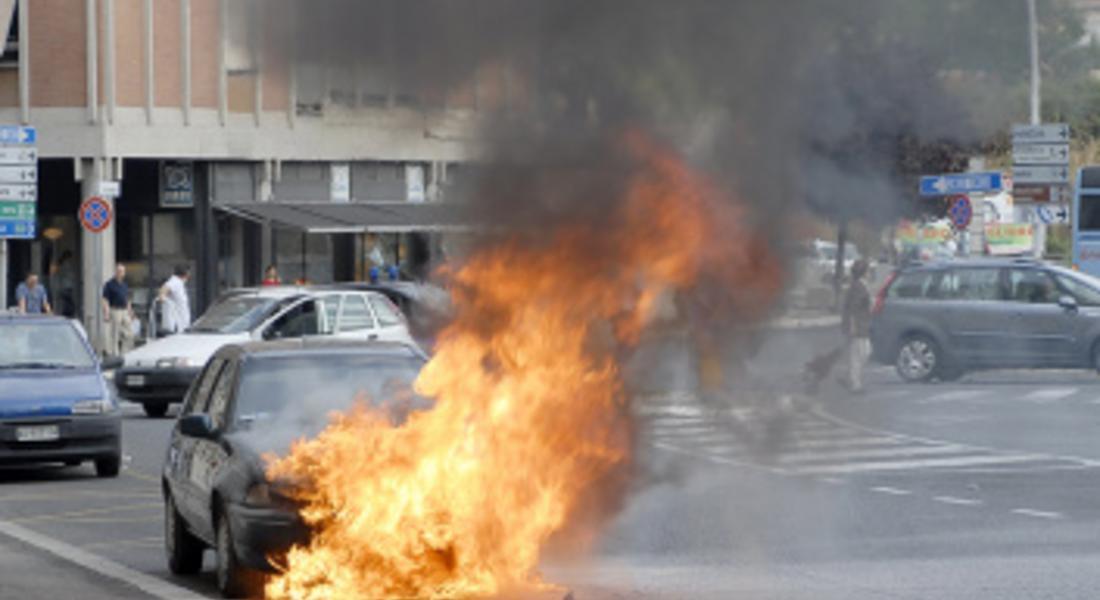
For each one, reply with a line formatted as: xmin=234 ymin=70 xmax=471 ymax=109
xmin=327 ymin=281 xmax=452 ymax=347
xmin=0 ymin=313 xmax=122 ymax=477
xmin=870 ymin=258 xmax=1100 ymax=382
xmin=161 ymin=340 xmax=427 ymax=597
xmin=117 ymin=287 xmax=416 ymax=417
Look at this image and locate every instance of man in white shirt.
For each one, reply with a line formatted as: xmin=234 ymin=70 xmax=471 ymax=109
xmin=158 ymin=264 xmax=192 ymax=335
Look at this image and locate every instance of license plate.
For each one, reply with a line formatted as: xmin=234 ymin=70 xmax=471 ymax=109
xmin=126 ymin=375 xmax=146 ymax=387
xmin=16 ymin=425 xmax=59 ymax=442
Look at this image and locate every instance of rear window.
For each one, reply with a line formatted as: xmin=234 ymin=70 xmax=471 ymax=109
xmin=888 ymin=271 xmax=937 ymax=299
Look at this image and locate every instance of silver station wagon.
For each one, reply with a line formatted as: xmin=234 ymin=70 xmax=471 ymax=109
xmin=870 ymin=259 xmax=1100 ymax=382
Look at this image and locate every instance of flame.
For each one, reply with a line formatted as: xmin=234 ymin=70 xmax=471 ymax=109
xmin=264 ymin=131 xmax=783 ymax=599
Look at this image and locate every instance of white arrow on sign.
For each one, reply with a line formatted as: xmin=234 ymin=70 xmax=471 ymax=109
xmin=0 ymin=165 xmax=36 ymax=183
xmin=0 ymin=183 xmax=35 ymax=200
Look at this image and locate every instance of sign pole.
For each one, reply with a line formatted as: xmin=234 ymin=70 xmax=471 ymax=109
xmin=0 ymin=239 xmax=6 ymax=309
xmin=94 ymin=231 xmax=102 ymax=354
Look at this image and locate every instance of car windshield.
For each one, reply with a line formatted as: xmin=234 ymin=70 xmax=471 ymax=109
xmin=0 ymin=322 xmax=95 ymax=369
xmin=188 ymin=296 xmax=279 ymax=334
xmin=234 ymin=354 xmax=426 ymax=432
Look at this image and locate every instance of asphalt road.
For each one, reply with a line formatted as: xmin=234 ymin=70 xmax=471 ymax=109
xmin=5 ymin=325 xmax=1100 ymax=599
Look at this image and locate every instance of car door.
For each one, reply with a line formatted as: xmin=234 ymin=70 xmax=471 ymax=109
xmin=366 ymin=293 xmax=414 ymax=344
xmin=187 ymin=355 xmax=239 ymax=542
xmin=1006 ymin=267 xmax=1078 ymax=366
xmin=334 ymin=293 xmax=380 ymax=341
xmin=259 ymin=299 xmax=323 ymax=341
xmin=170 ymin=356 xmax=225 ymax=533
xmin=936 ymin=267 xmax=1014 ymax=366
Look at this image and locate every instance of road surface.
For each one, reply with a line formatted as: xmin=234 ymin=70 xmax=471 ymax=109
xmin=3 ymin=326 xmax=1100 ymax=598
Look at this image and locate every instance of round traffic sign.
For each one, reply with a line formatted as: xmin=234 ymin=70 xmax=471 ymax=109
xmin=79 ymin=196 xmax=112 ymax=233
xmin=947 ymin=194 xmax=972 ymax=230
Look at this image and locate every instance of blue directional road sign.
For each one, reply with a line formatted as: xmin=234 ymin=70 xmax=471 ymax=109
xmin=919 ymin=172 xmax=1003 ymax=196
xmin=0 ymin=126 xmax=35 ymax=146
xmin=0 ymin=219 xmax=34 ymax=238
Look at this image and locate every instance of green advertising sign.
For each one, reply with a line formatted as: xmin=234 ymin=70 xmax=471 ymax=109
xmin=0 ymin=201 xmax=35 ymax=220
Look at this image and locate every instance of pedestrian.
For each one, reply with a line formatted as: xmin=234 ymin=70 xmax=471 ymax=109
xmin=158 ymin=264 xmax=192 ymax=335
xmin=262 ymin=264 xmax=281 ymax=286
xmin=369 ymin=266 xmax=380 ymax=284
xmin=387 ymin=265 xmax=399 ymax=281
xmin=841 ymin=258 xmax=872 ymax=393
xmin=101 ymin=264 xmax=135 ymax=357
xmin=15 ymin=273 xmax=51 ymax=314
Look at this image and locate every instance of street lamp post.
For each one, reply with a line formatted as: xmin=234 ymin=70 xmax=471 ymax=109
xmin=1027 ymin=0 xmax=1041 ymax=126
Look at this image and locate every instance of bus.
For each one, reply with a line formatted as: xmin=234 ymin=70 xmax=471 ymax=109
xmin=1074 ymin=166 xmax=1100 ymax=276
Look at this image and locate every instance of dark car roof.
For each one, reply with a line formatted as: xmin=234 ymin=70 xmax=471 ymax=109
xmin=225 ymin=339 xmax=427 ymax=361
xmin=0 ymin=313 xmax=76 ymax=324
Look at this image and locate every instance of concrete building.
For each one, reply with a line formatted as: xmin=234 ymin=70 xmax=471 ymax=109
xmin=0 ymin=0 xmax=498 ymax=342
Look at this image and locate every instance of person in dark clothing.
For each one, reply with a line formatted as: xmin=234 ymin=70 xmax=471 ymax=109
xmin=842 ymin=259 xmax=872 ymax=392
xmin=101 ymin=264 xmax=134 ymax=357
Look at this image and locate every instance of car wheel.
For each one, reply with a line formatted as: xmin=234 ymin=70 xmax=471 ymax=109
xmin=143 ymin=403 xmax=169 ymax=418
xmin=165 ymin=493 xmax=204 ymax=575
xmin=216 ymin=506 xmax=264 ymax=599
xmin=895 ymin=334 xmax=940 ymax=383
xmin=936 ymin=365 xmax=966 ymax=382
xmin=94 ymin=455 xmax=120 ymax=478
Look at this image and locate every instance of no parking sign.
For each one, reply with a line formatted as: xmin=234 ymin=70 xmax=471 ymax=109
xmin=79 ymin=196 xmax=112 ymax=233
xmin=947 ymin=194 xmax=972 ymax=231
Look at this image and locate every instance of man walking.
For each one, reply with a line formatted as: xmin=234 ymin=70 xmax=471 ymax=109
xmin=842 ymin=259 xmax=872 ymax=393
xmin=158 ymin=264 xmax=192 ymax=335
xmin=15 ymin=273 xmax=51 ymax=314
xmin=101 ymin=264 xmax=134 ymax=357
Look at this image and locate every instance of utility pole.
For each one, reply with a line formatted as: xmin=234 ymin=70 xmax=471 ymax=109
xmin=1027 ymin=0 xmax=1041 ymax=125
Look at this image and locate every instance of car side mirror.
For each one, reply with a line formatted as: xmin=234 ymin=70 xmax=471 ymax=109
xmin=179 ymin=414 xmax=217 ymax=439
xmin=1059 ymin=295 xmax=1078 ymax=311
xmin=100 ymin=356 xmax=123 ymax=370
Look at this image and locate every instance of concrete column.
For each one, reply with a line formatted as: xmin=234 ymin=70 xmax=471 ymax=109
xmin=80 ymin=159 xmax=115 ymax=352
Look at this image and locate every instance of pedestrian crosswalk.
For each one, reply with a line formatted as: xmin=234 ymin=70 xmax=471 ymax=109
xmin=869 ymin=384 xmax=1100 ymax=406
xmin=637 ymin=391 xmax=1100 ymax=477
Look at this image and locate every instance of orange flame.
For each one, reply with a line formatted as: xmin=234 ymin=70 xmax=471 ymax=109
xmin=264 ymin=131 xmax=783 ymax=599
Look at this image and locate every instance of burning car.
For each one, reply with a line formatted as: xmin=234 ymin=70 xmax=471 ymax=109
xmin=161 ymin=339 xmax=427 ymax=598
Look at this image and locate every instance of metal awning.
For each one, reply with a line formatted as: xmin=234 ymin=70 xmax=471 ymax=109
xmin=217 ymin=202 xmax=471 ymax=234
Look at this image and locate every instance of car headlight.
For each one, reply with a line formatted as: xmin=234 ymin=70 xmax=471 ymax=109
xmin=72 ymin=398 xmax=115 ymax=415
xmin=245 ymin=482 xmax=272 ymax=506
xmin=156 ymin=357 xmax=193 ymax=369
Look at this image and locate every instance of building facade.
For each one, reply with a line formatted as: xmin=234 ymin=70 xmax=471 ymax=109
xmin=0 ymin=0 xmax=503 ymax=342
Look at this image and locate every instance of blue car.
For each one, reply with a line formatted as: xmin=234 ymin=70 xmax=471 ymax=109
xmin=0 ymin=314 xmax=122 ymax=477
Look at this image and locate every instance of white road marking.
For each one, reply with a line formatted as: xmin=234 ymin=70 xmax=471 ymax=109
xmin=918 ymin=390 xmax=990 ymax=404
xmin=1023 ymin=388 xmax=1078 ymax=403
xmin=0 ymin=518 xmax=205 ymax=600
xmin=778 ymin=444 xmax=969 ymax=465
xmin=1011 ymin=508 xmax=1063 ymax=520
xmin=792 ymin=436 xmax=904 ymax=450
xmin=650 ymin=426 xmax=715 ymax=437
xmin=933 ymin=495 xmax=982 ymax=506
xmin=817 ymin=477 xmax=846 ymax=485
xmin=636 ymin=404 xmax=705 ymax=418
xmin=870 ymin=486 xmax=912 ymax=496
xmin=787 ymin=453 xmax=1043 ymax=475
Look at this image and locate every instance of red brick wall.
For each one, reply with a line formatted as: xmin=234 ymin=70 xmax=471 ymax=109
xmin=114 ymin=0 xmax=144 ymax=107
xmin=153 ymin=0 xmax=181 ymax=107
xmin=30 ymin=0 xmax=87 ymax=107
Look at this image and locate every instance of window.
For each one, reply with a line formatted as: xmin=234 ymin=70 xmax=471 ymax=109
xmin=937 ymin=268 xmax=1003 ymax=301
xmin=318 ymin=294 xmax=342 ymax=334
xmin=1054 ymin=273 xmax=1100 ymax=307
xmin=1007 ymin=269 xmax=1059 ymax=304
xmin=339 ymin=295 xmax=375 ymax=331
xmin=1080 ymin=194 xmax=1100 ymax=231
xmin=183 ymin=358 xmax=225 ymax=415
xmin=207 ymin=360 xmax=238 ymax=430
xmin=264 ymin=300 xmax=320 ymax=339
xmin=888 ymin=271 xmax=937 ymax=300
xmin=225 ymin=0 xmax=258 ymax=74
xmin=369 ymin=295 xmax=404 ymax=327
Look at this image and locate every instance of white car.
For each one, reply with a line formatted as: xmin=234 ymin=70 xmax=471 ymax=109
xmin=115 ymin=287 xmax=416 ymax=417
